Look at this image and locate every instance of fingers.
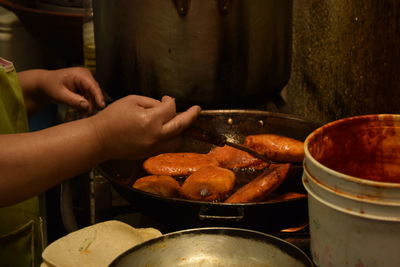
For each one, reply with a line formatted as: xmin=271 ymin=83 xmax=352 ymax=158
xmin=82 ymin=79 xmax=105 ymax=109
xmin=130 ymin=95 xmax=162 ymax=109
xmin=161 ymin=95 xmax=173 ymax=103
xmin=58 ymin=86 xmax=91 ymax=110
xmin=161 ymin=105 xmax=201 ymax=139
xmin=74 ymin=69 xmax=105 ymax=109
xmin=59 ymin=67 xmax=104 ymax=111
xmin=148 ymin=96 xmax=177 ymax=123
xmin=150 ymin=96 xmax=201 ymax=138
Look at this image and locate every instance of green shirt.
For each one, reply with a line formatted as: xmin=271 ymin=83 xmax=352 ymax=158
xmin=0 ymin=57 xmax=29 ymax=134
xmin=0 ymin=58 xmax=44 ymax=267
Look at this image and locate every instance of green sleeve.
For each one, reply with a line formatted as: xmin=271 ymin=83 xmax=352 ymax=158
xmin=0 ymin=61 xmax=29 ymax=134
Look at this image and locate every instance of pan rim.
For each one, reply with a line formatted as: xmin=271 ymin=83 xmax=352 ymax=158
xmin=110 ymin=226 xmax=314 ymax=267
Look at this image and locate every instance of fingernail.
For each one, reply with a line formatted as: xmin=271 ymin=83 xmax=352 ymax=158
xmin=79 ymin=101 xmax=89 ymax=110
xmin=190 ymin=105 xmax=201 ymax=112
xmin=162 ymin=95 xmax=174 ymax=102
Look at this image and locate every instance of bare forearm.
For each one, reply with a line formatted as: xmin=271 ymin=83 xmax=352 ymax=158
xmin=0 ymin=117 xmax=106 ymax=206
xmin=0 ymin=95 xmax=201 ymax=207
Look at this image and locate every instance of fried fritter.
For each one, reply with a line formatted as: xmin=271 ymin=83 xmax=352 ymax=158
xmin=207 ymin=145 xmax=269 ymax=169
xmin=132 ymin=175 xmax=181 ymax=198
xmin=224 ymin=163 xmax=290 ymax=203
xmin=244 ymin=134 xmax=304 ymax=162
xmin=143 ymin=153 xmax=219 ymax=176
xmin=181 ymin=166 xmax=236 ymax=201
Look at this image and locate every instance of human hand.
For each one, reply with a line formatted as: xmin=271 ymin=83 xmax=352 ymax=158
xmin=90 ymin=95 xmax=201 ymax=160
xmin=19 ymin=67 xmax=105 ymax=115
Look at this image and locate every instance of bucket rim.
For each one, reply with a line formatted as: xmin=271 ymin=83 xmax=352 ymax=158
xmin=303 ymin=165 xmax=400 ymax=206
xmin=302 ymin=174 xmax=400 ymax=222
xmin=304 ymin=113 xmax=400 ymax=189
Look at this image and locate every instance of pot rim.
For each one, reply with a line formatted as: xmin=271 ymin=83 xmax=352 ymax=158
xmin=110 ymin=226 xmax=314 ymax=267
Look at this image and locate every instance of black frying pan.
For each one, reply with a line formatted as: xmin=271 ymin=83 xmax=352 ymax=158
xmin=96 ymin=110 xmax=320 ymax=232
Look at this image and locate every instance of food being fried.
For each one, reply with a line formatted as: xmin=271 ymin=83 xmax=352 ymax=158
xmin=143 ymin=152 xmax=219 ymax=176
xmin=207 ymin=145 xmax=269 ymax=169
xmin=266 ymin=192 xmax=307 ymax=201
xmin=244 ymin=134 xmax=305 ymax=162
xmin=181 ymin=166 xmax=236 ymax=201
xmin=133 ymin=175 xmax=181 ymax=198
xmin=224 ymin=163 xmax=291 ymax=203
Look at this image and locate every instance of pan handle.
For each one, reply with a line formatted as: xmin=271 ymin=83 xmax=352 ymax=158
xmin=198 ymin=206 xmax=245 ymax=222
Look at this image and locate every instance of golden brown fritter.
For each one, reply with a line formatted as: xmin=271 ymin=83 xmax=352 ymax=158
xmin=224 ymin=163 xmax=290 ymax=203
xmin=132 ymin=175 xmax=181 ymax=198
xmin=181 ymin=166 xmax=236 ymax=202
xmin=244 ymin=134 xmax=305 ymax=162
xmin=207 ymin=145 xmax=269 ymax=169
xmin=143 ymin=153 xmax=219 ymax=176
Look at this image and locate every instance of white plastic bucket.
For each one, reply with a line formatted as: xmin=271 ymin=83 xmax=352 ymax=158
xmin=302 ymin=114 xmax=400 ymax=267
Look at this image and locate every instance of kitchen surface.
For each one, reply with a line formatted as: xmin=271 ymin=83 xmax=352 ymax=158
xmin=1 ymin=0 xmax=400 ymax=266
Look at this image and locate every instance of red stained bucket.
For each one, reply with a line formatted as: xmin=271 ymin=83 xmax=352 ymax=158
xmin=302 ymin=114 xmax=400 ymax=267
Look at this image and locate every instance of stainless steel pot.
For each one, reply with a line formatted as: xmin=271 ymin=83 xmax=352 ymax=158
xmin=96 ymin=110 xmax=320 ymax=232
xmin=93 ymin=0 xmax=293 ymax=109
xmin=110 ymin=227 xmax=314 ymax=267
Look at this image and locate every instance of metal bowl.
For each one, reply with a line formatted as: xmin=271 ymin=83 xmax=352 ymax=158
xmin=110 ymin=227 xmax=313 ymax=267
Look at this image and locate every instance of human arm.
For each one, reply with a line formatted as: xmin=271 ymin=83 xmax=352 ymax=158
xmin=18 ymin=67 xmax=105 ymax=116
xmin=0 ymin=95 xmax=200 ymax=207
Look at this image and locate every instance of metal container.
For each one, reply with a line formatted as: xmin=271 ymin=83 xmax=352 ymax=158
xmin=110 ymin=227 xmax=314 ymax=267
xmin=93 ymin=0 xmax=293 ymax=110
xmin=302 ymin=114 xmax=400 ymax=267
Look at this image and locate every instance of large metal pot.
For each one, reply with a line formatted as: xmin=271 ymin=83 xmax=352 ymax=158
xmin=97 ymin=110 xmax=320 ymax=232
xmin=93 ymin=0 xmax=293 ymax=110
xmin=110 ymin=227 xmax=314 ymax=267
